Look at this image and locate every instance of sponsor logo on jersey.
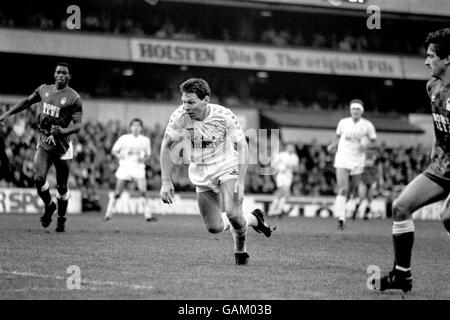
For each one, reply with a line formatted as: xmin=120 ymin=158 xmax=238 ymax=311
xmin=42 ymin=102 xmax=60 ymax=118
xmin=432 ymin=112 xmax=450 ymax=133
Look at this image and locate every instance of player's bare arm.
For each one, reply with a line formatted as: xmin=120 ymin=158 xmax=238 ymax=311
xmin=46 ymin=100 xmax=82 ymax=146
xmin=0 ymin=91 xmax=41 ymax=124
xmin=111 ymin=148 xmax=121 ymax=159
xmin=141 ymin=141 xmax=152 ymax=163
xmin=292 ymin=161 xmax=300 ymax=173
xmin=159 ymin=133 xmax=176 ymax=204
xmin=111 ymin=140 xmax=122 ymax=159
xmin=140 ymin=154 xmax=151 ymax=164
xmin=50 ymin=114 xmax=82 ymax=137
xmin=327 ymin=135 xmax=340 ymax=153
xmin=359 ymin=136 xmax=376 ymax=153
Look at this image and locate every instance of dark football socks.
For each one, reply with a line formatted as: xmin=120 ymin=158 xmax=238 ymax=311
xmin=392 ymin=220 xmax=415 ymax=273
xmin=57 ymin=198 xmax=69 ymax=217
xmin=37 ymin=183 xmax=52 ymax=206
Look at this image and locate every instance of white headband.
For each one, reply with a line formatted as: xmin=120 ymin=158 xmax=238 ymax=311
xmin=350 ymin=102 xmax=364 ymax=111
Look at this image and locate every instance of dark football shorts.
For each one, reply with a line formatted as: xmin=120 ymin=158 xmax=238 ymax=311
xmin=361 ymin=166 xmax=377 ymax=185
xmin=424 ymin=153 xmax=450 ymax=189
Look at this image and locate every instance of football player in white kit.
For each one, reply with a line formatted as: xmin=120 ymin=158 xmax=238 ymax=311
xmin=327 ymin=99 xmax=377 ymax=230
xmin=105 ymin=118 xmax=157 ymax=222
xmin=159 ymin=78 xmax=273 ymax=265
xmin=268 ymin=143 xmax=299 ymax=217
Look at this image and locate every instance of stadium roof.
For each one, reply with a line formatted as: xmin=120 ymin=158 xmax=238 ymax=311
xmin=162 ymin=0 xmax=450 ymax=18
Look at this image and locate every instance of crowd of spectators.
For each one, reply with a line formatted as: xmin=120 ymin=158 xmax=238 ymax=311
xmin=0 ymin=102 xmax=431 ymax=212
xmin=0 ymin=2 xmax=432 ymax=56
xmin=0 ymin=3 xmax=432 ymax=115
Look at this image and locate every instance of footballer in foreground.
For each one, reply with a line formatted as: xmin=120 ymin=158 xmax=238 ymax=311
xmin=159 ymin=78 xmax=273 ymax=265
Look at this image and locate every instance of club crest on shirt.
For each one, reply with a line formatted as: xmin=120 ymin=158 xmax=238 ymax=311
xmin=61 ymin=97 xmax=66 ymax=105
xmin=446 ymin=98 xmax=450 ymax=111
xmin=45 ymin=92 xmax=49 ymax=97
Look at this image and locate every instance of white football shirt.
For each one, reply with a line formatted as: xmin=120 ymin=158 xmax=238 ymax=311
xmin=335 ymin=117 xmax=376 ymax=163
xmin=165 ymin=103 xmax=246 ymax=166
xmin=273 ymin=151 xmax=299 ymax=178
xmin=112 ymin=133 xmax=151 ymax=170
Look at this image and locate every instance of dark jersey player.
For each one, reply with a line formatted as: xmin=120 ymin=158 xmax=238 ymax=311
xmin=0 ymin=130 xmax=12 ymax=183
xmin=374 ymin=29 xmax=450 ymax=293
xmin=0 ymin=62 xmax=82 ymax=232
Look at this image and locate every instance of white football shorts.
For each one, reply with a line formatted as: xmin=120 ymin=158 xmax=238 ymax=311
xmin=334 ymin=155 xmax=364 ymax=176
xmin=276 ymin=173 xmax=293 ymax=190
xmin=115 ymin=165 xmax=146 ymax=181
xmin=189 ymin=161 xmax=239 ymax=193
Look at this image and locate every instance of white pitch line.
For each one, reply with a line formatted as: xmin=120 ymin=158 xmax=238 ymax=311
xmin=10 ymin=287 xmax=92 ymax=293
xmin=0 ymin=270 xmax=154 ymax=291
xmin=9 ymin=286 xmax=120 ymax=293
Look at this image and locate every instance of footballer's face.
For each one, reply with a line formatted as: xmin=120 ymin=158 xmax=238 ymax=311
xmin=425 ymin=44 xmax=448 ymax=78
xmin=54 ymin=65 xmax=71 ymax=88
xmin=181 ymin=92 xmax=209 ymax=121
xmin=350 ymin=106 xmax=363 ymax=120
xmin=130 ymin=121 xmax=142 ymax=136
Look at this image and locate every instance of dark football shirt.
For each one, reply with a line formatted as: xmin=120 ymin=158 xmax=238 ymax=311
xmin=427 ymin=78 xmax=450 ymax=154
xmin=34 ymin=84 xmax=82 ymax=157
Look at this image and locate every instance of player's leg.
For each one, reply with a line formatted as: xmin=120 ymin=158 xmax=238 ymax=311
xmin=197 ymin=189 xmax=229 ymax=233
xmin=274 ymin=173 xmax=292 ymax=217
xmin=220 ymin=178 xmax=272 ymax=264
xmin=352 ymin=180 xmax=366 ymax=219
xmin=54 ymin=158 xmax=71 ymax=232
xmin=33 ymin=148 xmax=56 ymax=227
xmin=335 ymin=168 xmax=350 ymax=228
xmin=275 ymin=187 xmax=290 ymax=217
xmin=270 ymin=187 xmax=288 ymax=217
xmin=268 ymin=187 xmax=282 ymax=216
xmin=136 ymin=178 xmax=156 ymax=222
xmin=0 ymin=135 xmax=12 ymax=182
xmin=439 ymin=192 xmax=450 ymax=235
xmin=219 ymin=178 xmax=271 ymax=236
xmin=105 ymin=179 xmax=127 ymax=220
xmin=190 ymin=162 xmax=231 ymax=233
xmin=364 ymin=182 xmax=374 ymax=219
xmin=348 ymin=173 xmax=362 ymax=219
xmin=220 ymin=179 xmax=250 ymax=264
xmin=379 ymin=174 xmax=446 ymax=292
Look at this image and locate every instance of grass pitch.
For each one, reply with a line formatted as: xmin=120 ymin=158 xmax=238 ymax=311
xmin=1 ymin=213 xmax=449 ymax=300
